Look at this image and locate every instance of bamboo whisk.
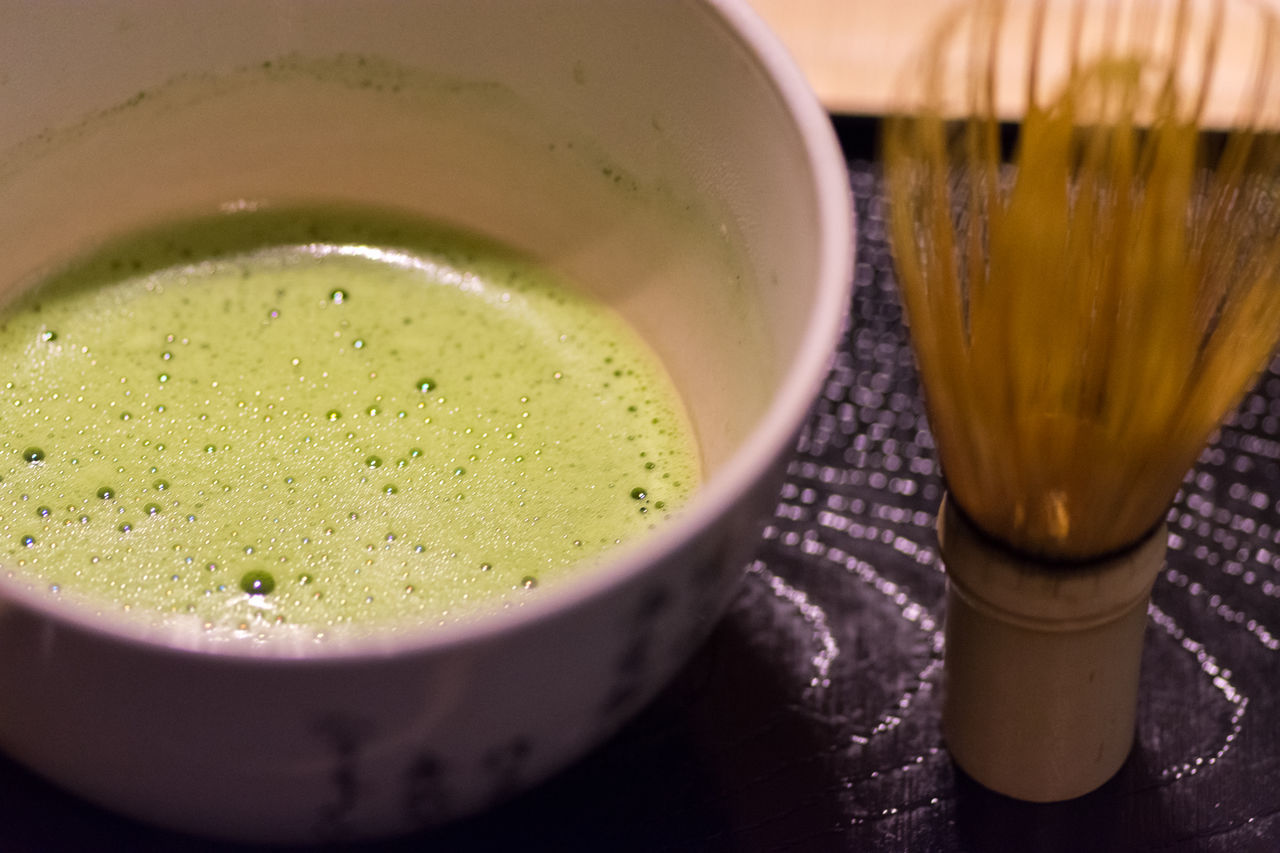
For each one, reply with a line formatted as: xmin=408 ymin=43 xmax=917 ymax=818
xmin=885 ymin=0 xmax=1280 ymax=561
xmin=885 ymin=0 xmax=1280 ymax=801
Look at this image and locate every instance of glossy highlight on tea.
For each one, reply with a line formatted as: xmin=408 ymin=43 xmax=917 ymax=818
xmin=0 ymin=206 xmax=699 ymax=638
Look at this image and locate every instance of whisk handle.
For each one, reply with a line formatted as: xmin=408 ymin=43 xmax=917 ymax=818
xmin=937 ymin=494 xmax=1166 ymax=801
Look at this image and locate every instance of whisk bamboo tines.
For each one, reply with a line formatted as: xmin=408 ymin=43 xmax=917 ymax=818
xmin=886 ymin=0 xmax=1280 ymax=562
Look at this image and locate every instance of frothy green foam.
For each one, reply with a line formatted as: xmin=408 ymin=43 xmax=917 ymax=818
xmin=0 ymin=207 xmax=698 ymax=639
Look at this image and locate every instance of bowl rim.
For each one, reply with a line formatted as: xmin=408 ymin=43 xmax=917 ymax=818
xmin=0 ymin=0 xmax=855 ymax=664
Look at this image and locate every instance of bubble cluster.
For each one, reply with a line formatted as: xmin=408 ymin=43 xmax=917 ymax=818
xmin=0 ymin=207 xmax=700 ymax=637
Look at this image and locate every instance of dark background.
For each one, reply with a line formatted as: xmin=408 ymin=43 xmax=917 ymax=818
xmin=2 ymin=120 xmax=1278 ymax=852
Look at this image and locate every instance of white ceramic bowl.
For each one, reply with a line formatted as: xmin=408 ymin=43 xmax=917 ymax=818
xmin=0 ymin=0 xmax=851 ymax=843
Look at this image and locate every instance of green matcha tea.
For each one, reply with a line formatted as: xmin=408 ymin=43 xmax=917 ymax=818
xmin=0 ymin=207 xmax=698 ymax=638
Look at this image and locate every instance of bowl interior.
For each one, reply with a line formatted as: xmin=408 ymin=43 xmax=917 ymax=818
xmin=0 ymin=0 xmax=842 ymax=641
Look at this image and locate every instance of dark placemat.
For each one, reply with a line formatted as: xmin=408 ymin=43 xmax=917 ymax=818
xmin=2 ymin=135 xmax=1279 ymax=853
